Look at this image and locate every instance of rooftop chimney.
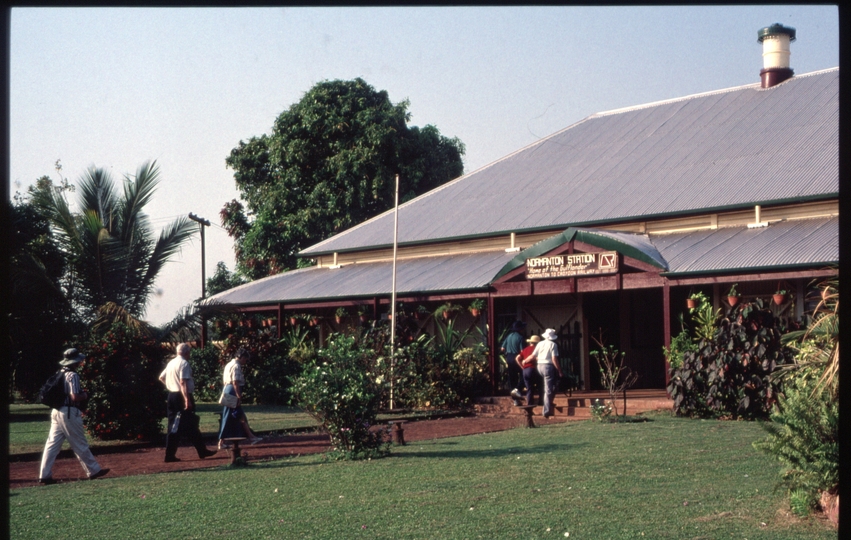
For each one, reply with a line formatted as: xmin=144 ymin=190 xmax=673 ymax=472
xmin=758 ymin=23 xmax=796 ymax=88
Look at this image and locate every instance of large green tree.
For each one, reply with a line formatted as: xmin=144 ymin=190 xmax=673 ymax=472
xmin=223 ymin=78 xmax=465 ymax=278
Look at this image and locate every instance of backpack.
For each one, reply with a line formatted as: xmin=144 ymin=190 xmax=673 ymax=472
xmin=38 ymin=370 xmax=68 ymax=410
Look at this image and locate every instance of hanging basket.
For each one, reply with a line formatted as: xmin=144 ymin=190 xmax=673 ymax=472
xmin=686 ymin=298 xmax=698 ymax=309
xmin=470 ymin=308 xmax=480 ymax=317
xmin=727 ymin=296 xmax=739 ymax=307
xmin=773 ymin=293 xmax=786 ymax=305
xmin=335 ymin=316 xmax=343 ymax=324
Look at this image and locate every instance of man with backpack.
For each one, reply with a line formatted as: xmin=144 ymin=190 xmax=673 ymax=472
xmin=38 ymin=348 xmax=110 ymax=484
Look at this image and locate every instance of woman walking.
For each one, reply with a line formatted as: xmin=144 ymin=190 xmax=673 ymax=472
xmin=218 ymin=348 xmax=262 ymax=448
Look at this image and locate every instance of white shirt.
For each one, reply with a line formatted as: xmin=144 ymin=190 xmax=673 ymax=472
xmin=159 ymin=356 xmax=194 ymax=393
xmin=531 ymin=340 xmax=559 ymax=365
xmin=222 ymin=358 xmax=244 ymax=387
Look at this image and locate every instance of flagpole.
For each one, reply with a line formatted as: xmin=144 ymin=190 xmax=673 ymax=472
xmin=389 ymin=173 xmax=400 ymax=410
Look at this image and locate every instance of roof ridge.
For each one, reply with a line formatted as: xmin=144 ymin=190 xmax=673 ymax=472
xmin=593 ymin=67 xmax=838 ymax=118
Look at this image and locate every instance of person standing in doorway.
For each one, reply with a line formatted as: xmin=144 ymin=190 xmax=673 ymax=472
xmin=500 ymin=320 xmax=527 ymax=405
xmin=159 ymin=342 xmax=217 ymax=463
xmin=38 ymin=348 xmax=110 ymax=484
xmin=523 ymin=329 xmax=564 ymax=418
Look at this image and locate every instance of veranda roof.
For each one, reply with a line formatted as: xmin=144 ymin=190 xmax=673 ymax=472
xmin=204 ymin=217 xmax=836 ymax=308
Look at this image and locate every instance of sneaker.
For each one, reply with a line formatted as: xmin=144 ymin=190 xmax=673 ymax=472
xmin=38 ymin=477 xmax=56 ymax=485
xmin=510 ymin=389 xmax=523 ymax=400
xmin=164 ymin=456 xmax=181 ymax=463
xmin=218 ymin=440 xmax=230 ymax=450
xmin=89 ymin=468 xmax=110 ymax=480
xmin=249 ymin=437 xmax=263 ymax=445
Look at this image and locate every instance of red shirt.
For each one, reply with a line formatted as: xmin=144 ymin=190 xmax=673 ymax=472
xmin=519 ymin=345 xmax=537 ymax=368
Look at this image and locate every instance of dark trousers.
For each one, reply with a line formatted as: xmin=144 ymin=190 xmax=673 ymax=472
xmin=165 ymin=392 xmax=208 ymax=458
xmin=523 ymin=366 xmax=541 ymax=406
xmin=507 ymin=356 xmax=524 ymax=392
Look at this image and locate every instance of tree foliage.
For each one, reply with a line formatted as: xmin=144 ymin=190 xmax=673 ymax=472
xmin=223 ymin=78 xmax=465 ymax=278
xmin=38 ymin=160 xmax=195 ymax=324
xmin=8 ymin=184 xmax=81 ymax=400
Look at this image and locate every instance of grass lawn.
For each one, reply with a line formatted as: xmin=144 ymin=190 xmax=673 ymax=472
xmin=9 ymin=412 xmax=835 ymax=539
xmin=8 ymin=403 xmax=320 ymax=455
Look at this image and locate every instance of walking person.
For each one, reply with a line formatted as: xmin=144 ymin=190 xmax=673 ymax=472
xmin=522 ymin=329 xmax=564 ymax=418
xmin=218 ymin=347 xmax=262 ymax=449
xmin=159 ymin=342 xmax=217 ymax=462
xmin=500 ymin=320 xmax=527 ymax=405
xmin=515 ymin=335 xmax=542 ymax=407
xmin=38 ymin=348 xmax=110 ymax=484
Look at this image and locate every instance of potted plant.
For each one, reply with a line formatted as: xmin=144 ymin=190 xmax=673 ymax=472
xmin=357 ymin=306 xmax=369 ymax=322
xmin=290 ymin=314 xmax=299 ymax=326
xmin=686 ymin=292 xmax=702 ymax=310
xmin=726 ymin=283 xmax=741 ymax=307
xmin=413 ymin=305 xmax=429 ymax=321
xmin=773 ymin=289 xmax=787 ymax=305
xmin=435 ymin=302 xmax=462 ymax=320
xmin=468 ymin=298 xmax=485 ymax=317
xmin=308 ymin=315 xmax=320 ymax=327
xmin=335 ymin=307 xmax=348 ymax=324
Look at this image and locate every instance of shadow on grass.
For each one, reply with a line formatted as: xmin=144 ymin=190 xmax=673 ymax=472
xmin=388 ymin=442 xmax=589 ymax=460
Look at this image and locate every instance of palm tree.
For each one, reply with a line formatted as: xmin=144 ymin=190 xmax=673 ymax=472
xmin=42 ymin=160 xmax=195 ymax=327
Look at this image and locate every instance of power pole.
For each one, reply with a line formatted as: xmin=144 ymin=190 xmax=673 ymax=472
xmin=188 ymin=213 xmax=211 ymax=347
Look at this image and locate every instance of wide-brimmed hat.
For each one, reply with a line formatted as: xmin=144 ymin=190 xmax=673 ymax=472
xmin=541 ymin=328 xmax=558 ymax=341
xmin=526 ymin=335 xmax=542 ymax=344
xmin=59 ymin=348 xmax=86 ymax=366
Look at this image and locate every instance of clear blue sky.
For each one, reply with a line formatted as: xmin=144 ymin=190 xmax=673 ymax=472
xmin=9 ymin=6 xmax=839 ymax=326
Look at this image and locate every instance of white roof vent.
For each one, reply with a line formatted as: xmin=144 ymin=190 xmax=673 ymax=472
xmin=758 ymin=23 xmax=796 ymax=88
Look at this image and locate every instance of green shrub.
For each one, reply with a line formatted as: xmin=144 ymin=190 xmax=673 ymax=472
xmin=289 ymin=335 xmax=390 ymax=460
xmin=216 ymin=326 xmax=305 ymax=405
xmin=79 ymin=323 xmax=168 ymax=440
xmin=753 ymin=374 xmax=838 ymax=515
xmin=668 ymin=298 xmax=793 ymax=418
xmin=190 ymin=343 xmax=225 ymax=402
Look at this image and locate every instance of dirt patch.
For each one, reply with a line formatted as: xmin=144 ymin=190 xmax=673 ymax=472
xmin=10 ymin=415 xmax=562 ymax=489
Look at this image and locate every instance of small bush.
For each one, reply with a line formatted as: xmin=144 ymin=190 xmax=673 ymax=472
xmin=289 ymin=335 xmax=390 ymax=460
xmin=79 ymin=323 xmax=168 ymax=440
xmin=190 ymin=343 xmax=225 ymax=403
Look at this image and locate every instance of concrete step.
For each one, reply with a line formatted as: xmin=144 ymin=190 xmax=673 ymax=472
xmin=474 ymin=392 xmax=671 ymax=419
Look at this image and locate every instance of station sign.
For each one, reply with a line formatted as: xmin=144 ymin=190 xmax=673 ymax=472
xmin=525 ymin=251 xmax=618 ymax=280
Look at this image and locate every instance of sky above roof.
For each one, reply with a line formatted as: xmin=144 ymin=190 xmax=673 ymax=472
xmin=9 ymin=5 xmax=838 ymax=325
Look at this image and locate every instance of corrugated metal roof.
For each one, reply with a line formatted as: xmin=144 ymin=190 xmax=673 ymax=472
xmin=653 ymin=217 xmax=838 ymax=275
xmin=302 ymin=68 xmax=838 ymax=256
xmin=204 ymin=251 xmax=517 ymax=307
xmin=206 ymin=218 xmax=836 ymax=307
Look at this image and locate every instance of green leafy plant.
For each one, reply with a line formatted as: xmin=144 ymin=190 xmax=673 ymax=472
xmin=753 ymin=277 xmax=839 ymax=517
xmin=727 ymin=283 xmax=740 ymax=297
xmin=662 ymin=313 xmax=698 ymax=370
xmin=289 ymin=334 xmax=391 ymax=461
xmin=335 ymin=307 xmax=348 ymax=318
xmin=753 ymin=373 xmax=838 ymax=517
xmin=667 ymin=298 xmax=794 ymax=418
